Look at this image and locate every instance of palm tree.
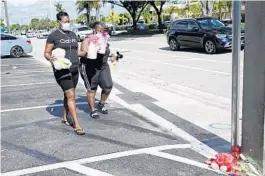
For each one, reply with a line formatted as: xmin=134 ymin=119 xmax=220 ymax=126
xmin=76 ymin=0 xmax=101 ymax=24
xmin=54 ymin=2 xmax=64 ymax=12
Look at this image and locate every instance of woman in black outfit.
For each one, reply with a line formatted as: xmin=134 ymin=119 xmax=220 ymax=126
xmin=44 ymin=12 xmax=86 ymax=135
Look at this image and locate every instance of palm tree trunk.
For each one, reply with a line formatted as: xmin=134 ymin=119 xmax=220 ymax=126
xmin=96 ymin=8 xmax=100 ymax=21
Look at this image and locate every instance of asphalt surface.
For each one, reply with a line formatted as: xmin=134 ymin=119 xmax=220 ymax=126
xmin=1 ymin=43 xmax=225 ymax=176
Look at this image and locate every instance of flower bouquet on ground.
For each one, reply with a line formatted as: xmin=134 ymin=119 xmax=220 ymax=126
xmin=52 ymin=48 xmax=72 ymax=70
xmin=206 ymin=145 xmax=261 ymax=176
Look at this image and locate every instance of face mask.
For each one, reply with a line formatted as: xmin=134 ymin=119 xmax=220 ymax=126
xmin=61 ymin=23 xmax=71 ymax=31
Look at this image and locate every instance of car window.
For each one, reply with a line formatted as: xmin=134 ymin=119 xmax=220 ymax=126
xmin=197 ymin=18 xmax=225 ymax=29
xmin=78 ymin=27 xmax=90 ymax=31
xmin=1 ymin=34 xmax=9 ymax=40
xmin=174 ymin=21 xmax=188 ymax=31
xmin=9 ymin=36 xmax=17 ymax=40
xmin=0 ymin=34 xmax=16 ymax=40
xmin=188 ymin=21 xmax=198 ymax=31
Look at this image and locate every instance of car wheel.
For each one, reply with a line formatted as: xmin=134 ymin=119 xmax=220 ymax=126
xmin=169 ymin=38 xmax=179 ymax=51
xmin=10 ymin=46 xmax=23 ymax=58
xmin=204 ymin=39 xmax=216 ymax=54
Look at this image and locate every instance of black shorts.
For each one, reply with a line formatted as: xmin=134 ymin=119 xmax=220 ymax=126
xmin=79 ymin=63 xmax=113 ymax=91
xmin=54 ymin=68 xmax=79 ymax=92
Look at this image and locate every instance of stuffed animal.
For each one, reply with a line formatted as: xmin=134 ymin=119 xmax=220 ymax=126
xmin=52 ymin=48 xmax=72 ymax=70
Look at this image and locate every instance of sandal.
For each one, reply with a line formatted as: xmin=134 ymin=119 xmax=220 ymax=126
xmin=61 ymin=120 xmax=72 ymax=126
xmin=74 ymin=128 xmax=85 ymax=135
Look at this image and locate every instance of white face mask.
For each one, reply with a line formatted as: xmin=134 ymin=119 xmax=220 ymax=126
xmin=61 ymin=23 xmax=71 ymax=31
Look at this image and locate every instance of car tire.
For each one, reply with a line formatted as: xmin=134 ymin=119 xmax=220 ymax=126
xmin=204 ymin=39 xmax=217 ymax=54
xmin=10 ymin=46 xmax=24 ymax=58
xmin=169 ymin=37 xmax=179 ymax=51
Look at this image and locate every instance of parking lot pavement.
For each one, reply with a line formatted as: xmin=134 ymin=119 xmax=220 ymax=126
xmin=1 ymin=57 xmax=224 ymax=175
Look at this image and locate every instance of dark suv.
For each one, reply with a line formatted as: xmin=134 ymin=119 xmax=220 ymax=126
xmin=167 ymin=17 xmax=245 ymax=54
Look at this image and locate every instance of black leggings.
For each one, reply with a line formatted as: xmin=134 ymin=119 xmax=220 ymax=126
xmin=54 ymin=69 xmax=79 ymax=92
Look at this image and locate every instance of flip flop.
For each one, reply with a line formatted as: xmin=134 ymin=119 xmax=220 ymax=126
xmin=61 ymin=120 xmax=72 ymax=126
xmin=74 ymin=128 xmax=85 ymax=135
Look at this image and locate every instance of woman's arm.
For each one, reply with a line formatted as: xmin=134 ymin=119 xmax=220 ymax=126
xmin=44 ymin=43 xmax=56 ymax=62
xmin=78 ymin=38 xmax=89 ymax=57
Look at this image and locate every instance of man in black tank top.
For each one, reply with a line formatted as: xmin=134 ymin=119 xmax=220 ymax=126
xmin=79 ymin=22 xmax=116 ymax=119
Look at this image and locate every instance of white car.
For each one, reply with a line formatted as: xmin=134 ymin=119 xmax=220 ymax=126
xmin=72 ymin=26 xmax=93 ymax=42
xmin=1 ymin=33 xmax=33 ymax=58
xmin=37 ymin=30 xmax=50 ymax=39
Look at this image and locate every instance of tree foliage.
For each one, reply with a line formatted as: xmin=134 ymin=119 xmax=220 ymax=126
xmin=107 ymin=1 xmax=148 ymax=30
xmin=148 ymin=1 xmax=166 ymax=31
xmin=1 ymin=19 xmax=5 ymax=27
xmin=54 ymin=2 xmax=65 ymax=12
xmin=76 ymin=0 xmax=101 ymax=24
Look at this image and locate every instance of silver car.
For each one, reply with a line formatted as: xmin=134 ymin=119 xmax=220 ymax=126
xmin=1 ymin=33 xmax=33 ymax=58
xmin=72 ymin=26 xmax=93 ymax=42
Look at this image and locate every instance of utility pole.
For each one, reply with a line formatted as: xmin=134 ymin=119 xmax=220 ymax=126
xmin=241 ymin=1 xmax=265 ymax=174
xmin=2 ymin=0 xmax=10 ymax=32
xmin=231 ymin=0 xmax=241 ymax=148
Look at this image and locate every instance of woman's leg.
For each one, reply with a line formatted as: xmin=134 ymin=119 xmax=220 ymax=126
xmin=64 ymin=88 xmax=81 ymax=129
xmin=62 ymin=94 xmax=69 ymax=122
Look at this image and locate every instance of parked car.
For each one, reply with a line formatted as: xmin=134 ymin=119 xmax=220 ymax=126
xmin=167 ymin=17 xmax=245 ymax=54
xmin=26 ymin=32 xmax=35 ymax=38
xmin=21 ymin=30 xmax=26 ymax=35
xmin=1 ymin=33 xmax=33 ymax=58
xmin=37 ymin=30 xmax=50 ymax=39
xmin=72 ymin=26 xmax=93 ymax=42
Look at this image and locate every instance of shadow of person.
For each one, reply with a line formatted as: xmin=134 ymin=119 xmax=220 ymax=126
xmin=45 ymin=96 xmax=100 ymax=122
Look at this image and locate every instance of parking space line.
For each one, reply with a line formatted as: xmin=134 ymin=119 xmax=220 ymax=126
xmin=1 ymin=82 xmax=54 ymax=88
xmin=148 ymin=151 xmax=223 ymax=174
xmin=125 ymin=56 xmax=230 ymax=75
xmin=1 ymin=63 xmax=44 ymax=67
xmin=112 ymin=47 xmax=244 ymax=64
xmin=77 ymin=144 xmax=190 ymax=164
xmin=0 ymin=102 xmax=88 ymax=113
xmin=65 ymin=162 xmax=114 ymax=176
xmin=1 ymin=144 xmax=190 ymax=176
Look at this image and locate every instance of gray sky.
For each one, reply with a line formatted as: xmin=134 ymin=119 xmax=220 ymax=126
xmin=1 ymin=0 xmax=126 ymax=25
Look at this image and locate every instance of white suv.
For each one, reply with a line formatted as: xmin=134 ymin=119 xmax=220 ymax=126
xmin=72 ymin=26 xmax=93 ymax=42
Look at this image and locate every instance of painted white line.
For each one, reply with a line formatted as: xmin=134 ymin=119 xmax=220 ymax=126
xmin=65 ymin=162 xmax=114 ymax=176
xmin=6 ymin=70 xmax=49 ymax=74
xmin=1 ymin=163 xmax=65 ymax=176
xmin=112 ymin=47 xmax=239 ymax=64
xmin=0 ymin=102 xmax=88 ymax=113
xmin=1 ymin=63 xmax=43 ymax=67
xmin=147 ymin=151 xmax=224 ymax=174
xmin=109 ymin=92 xmax=218 ymax=158
xmin=1 ymin=144 xmax=190 ymax=176
xmin=125 ymin=56 xmax=230 ymax=75
xmin=77 ymin=144 xmax=191 ymax=164
xmin=1 ymin=82 xmax=54 ymax=88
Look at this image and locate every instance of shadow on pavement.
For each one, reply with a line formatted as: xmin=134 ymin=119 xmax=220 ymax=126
xmin=159 ymin=46 xmax=232 ymax=55
xmin=113 ymin=82 xmax=231 ymax=153
xmin=1 ymin=55 xmax=34 ymax=59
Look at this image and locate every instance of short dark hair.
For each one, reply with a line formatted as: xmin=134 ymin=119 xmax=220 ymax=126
xmin=56 ymin=12 xmax=69 ymax=21
xmin=93 ymin=21 xmax=102 ymax=29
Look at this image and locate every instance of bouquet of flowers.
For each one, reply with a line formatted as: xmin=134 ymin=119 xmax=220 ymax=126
xmin=52 ymin=48 xmax=72 ymax=70
xmin=86 ymin=32 xmax=109 ymax=59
